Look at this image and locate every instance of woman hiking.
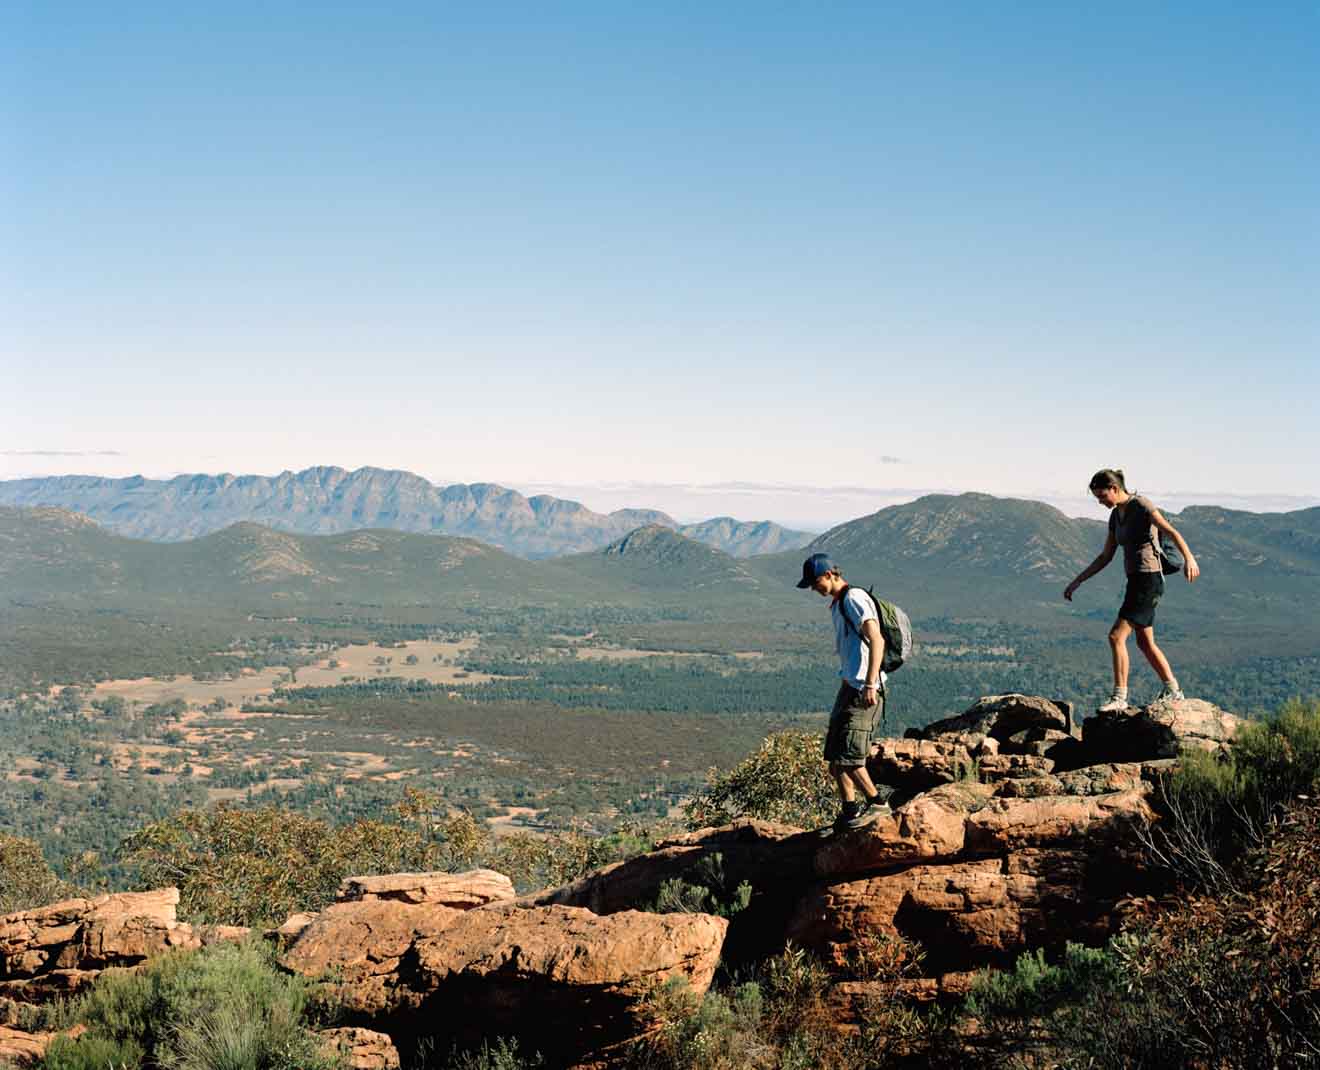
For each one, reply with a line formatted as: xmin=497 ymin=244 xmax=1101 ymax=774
xmin=1064 ymin=469 xmax=1200 ymax=711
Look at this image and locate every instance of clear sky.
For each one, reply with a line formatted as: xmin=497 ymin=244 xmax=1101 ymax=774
xmin=4 ymin=3 xmax=1317 ymax=527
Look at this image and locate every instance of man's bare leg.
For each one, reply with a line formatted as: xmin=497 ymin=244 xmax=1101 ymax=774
xmin=849 ymin=765 xmax=879 ymax=799
xmin=830 ymin=763 xmax=857 ymax=802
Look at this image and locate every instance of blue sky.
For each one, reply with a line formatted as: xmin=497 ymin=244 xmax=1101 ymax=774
xmin=3 ymin=3 xmax=1317 ymax=526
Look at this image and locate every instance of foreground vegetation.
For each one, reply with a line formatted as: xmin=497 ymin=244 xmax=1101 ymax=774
xmin=5 ymin=699 xmax=1318 ymax=1069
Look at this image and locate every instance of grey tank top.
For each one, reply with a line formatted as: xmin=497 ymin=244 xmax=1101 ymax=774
xmin=1109 ymin=494 xmax=1162 ymax=576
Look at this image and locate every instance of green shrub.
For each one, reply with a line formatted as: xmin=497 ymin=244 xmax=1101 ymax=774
xmin=648 ymin=854 xmax=752 ymax=919
xmin=45 ymin=939 xmax=337 ymax=1070
xmin=1145 ymin=696 xmax=1320 ymax=891
xmin=41 ymin=1032 xmax=145 ymax=1070
xmin=686 ymin=731 xmax=834 ymax=831
xmin=118 ymin=805 xmax=440 ymax=926
xmin=1235 ymin=696 xmax=1320 ymax=811
xmin=0 ymin=832 xmax=74 ymax=914
xmin=414 ymin=1036 xmax=543 ymax=1069
xmin=628 ymin=946 xmax=881 ymax=1070
xmin=964 ymin=940 xmax=1179 ymax=1069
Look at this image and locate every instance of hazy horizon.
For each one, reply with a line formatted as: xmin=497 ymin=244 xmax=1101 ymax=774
xmin=4 ymin=459 xmax=1317 ymax=533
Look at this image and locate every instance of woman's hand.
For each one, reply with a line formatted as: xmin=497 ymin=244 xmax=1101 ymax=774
xmin=1184 ymin=554 xmax=1201 ymax=583
xmin=1063 ymin=580 xmax=1080 ymax=601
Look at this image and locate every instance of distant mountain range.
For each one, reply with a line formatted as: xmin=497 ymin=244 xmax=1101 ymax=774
xmin=0 ymin=468 xmax=814 ymax=560
xmin=5 ymin=493 xmax=1319 ymax=631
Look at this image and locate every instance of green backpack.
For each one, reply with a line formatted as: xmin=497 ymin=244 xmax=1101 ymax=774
xmin=838 ymin=585 xmax=914 ymax=673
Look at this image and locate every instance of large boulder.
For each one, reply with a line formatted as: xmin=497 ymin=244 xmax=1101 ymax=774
xmin=406 ymin=904 xmax=725 ymax=1064
xmin=283 ymin=884 xmax=728 ymax=1066
xmin=281 ymin=869 xmax=515 ymax=1016
xmin=1083 ymin=698 xmax=1241 ymax=763
xmin=788 ymin=847 xmax=1122 ymax=973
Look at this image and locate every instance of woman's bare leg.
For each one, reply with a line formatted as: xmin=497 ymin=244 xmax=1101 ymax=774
xmin=1134 ymin=626 xmax=1174 ymax=683
xmin=1108 ymin=618 xmax=1132 ymax=688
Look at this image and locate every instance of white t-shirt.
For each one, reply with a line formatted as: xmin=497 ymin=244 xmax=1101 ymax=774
xmin=831 ymin=587 xmax=887 ymax=688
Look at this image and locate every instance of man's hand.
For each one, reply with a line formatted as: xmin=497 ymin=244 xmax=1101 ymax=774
xmin=862 ymin=683 xmax=880 ymax=708
xmin=1184 ymin=554 xmax=1201 ymax=583
xmin=1063 ymin=581 xmax=1079 ymax=602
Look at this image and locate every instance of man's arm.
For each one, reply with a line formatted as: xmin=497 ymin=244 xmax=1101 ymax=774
xmin=860 ymin=618 xmax=885 ymax=707
xmin=1065 ymin=532 xmax=1117 ymax=601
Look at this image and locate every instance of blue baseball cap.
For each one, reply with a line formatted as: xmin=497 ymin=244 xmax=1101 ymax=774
xmin=796 ymin=552 xmax=838 ymax=588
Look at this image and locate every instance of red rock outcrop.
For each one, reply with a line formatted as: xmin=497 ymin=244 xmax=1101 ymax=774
xmin=338 ymin=869 xmax=515 ymax=907
xmin=284 ymin=896 xmax=727 ymax=1064
xmin=0 ymin=889 xmax=245 ymax=1003
xmin=0 ymin=692 xmax=1242 ymax=1054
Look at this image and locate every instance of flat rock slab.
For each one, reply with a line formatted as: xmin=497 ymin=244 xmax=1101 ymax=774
xmin=963 ymin=788 xmax=1154 ymax=854
xmin=337 ymin=869 xmax=515 ymax=907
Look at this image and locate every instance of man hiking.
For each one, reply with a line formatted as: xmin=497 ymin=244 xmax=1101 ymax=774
xmin=797 ymin=552 xmax=891 ymax=831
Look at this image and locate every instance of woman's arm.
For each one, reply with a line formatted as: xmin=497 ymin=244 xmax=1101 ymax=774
xmin=1065 ymin=532 xmax=1117 ymax=600
xmin=1150 ymin=509 xmax=1201 ymax=582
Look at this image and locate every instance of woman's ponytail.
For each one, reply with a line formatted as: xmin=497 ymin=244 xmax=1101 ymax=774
xmin=1089 ymin=468 xmax=1127 ymax=493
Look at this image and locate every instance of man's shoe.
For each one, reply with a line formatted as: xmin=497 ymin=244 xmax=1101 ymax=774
xmin=845 ymin=796 xmax=889 ymax=829
xmin=1152 ymin=685 xmax=1186 ymax=706
xmin=833 ymin=800 xmax=864 ymax=832
xmin=1096 ymin=694 xmax=1129 ymax=713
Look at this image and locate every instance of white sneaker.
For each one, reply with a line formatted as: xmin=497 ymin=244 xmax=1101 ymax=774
xmin=1152 ymin=685 xmax=1185 ymax=706
xmin=1097 ymin=694 xmax=1129 ymax=713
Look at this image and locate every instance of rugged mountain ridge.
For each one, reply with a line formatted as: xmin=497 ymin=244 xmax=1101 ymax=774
xmin=0 ymin=468 xmax=813 ymax=559
xmin=6 ymin=494 xmax=1320 ymax=621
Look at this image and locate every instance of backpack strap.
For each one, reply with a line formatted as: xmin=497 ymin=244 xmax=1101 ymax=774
xmin=836 ymin=585 xmax=877 ymax=637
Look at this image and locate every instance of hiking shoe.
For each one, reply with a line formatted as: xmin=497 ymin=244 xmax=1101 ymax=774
xmin=1096 ymin=694 xmax=1129 ymax=713
xmin=846 ymin=796 xmax=889 ymax=830
xmin=1152 ymin=685 xmax=1186 ymax=706
xmin=833 ymin=800 xmax=864 ymax=832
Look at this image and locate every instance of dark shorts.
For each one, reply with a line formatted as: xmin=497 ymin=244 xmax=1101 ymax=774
xmin=824 ymin=683 xmax=884 ymax=768
xmin=1118 ymin=571 xmax=1164 ymax=628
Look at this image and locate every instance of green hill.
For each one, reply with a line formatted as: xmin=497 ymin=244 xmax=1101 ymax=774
xmin=548 ymin=524 xmax=762 ymax=596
